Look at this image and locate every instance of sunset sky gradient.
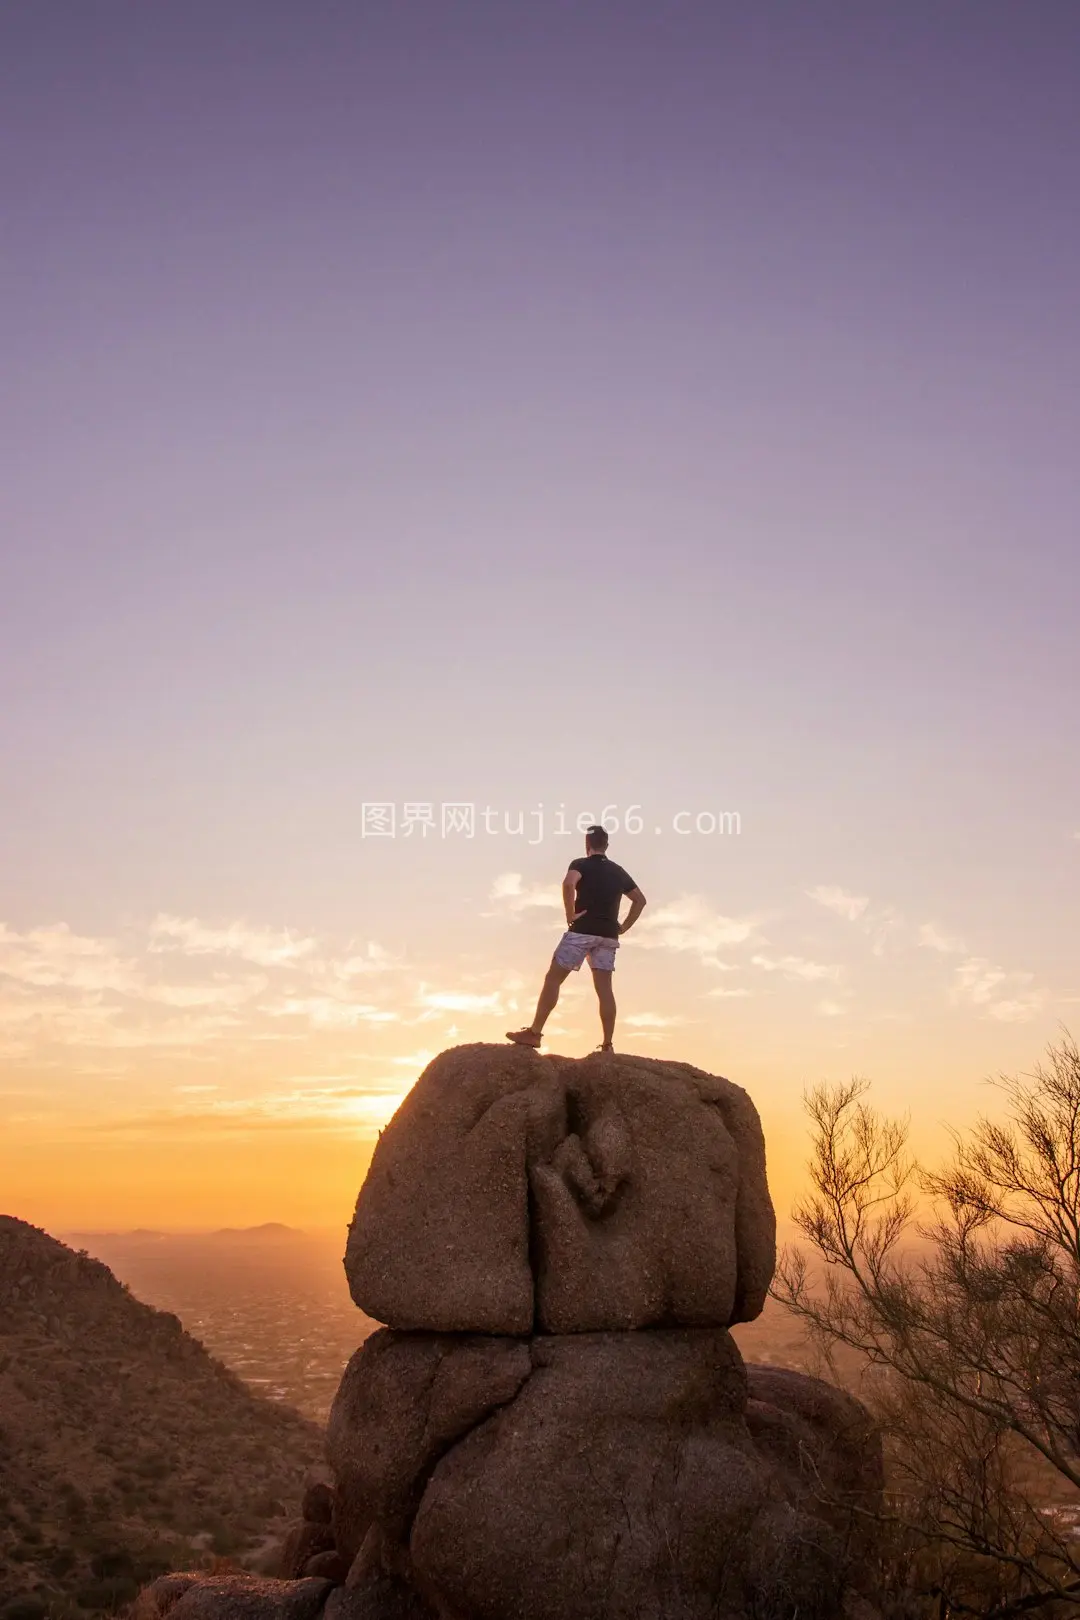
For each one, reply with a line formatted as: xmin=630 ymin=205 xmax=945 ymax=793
xmin=2 ymin=3 xmax=1078 ymax=1228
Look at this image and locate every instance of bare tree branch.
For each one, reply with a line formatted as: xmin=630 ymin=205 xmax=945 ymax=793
xmin=773 ymin=1036 xmax=1080 ymax=1618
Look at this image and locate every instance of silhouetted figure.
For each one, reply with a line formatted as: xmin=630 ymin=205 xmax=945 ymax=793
xmin=506 ymin=825 xmax=646 ymax=1052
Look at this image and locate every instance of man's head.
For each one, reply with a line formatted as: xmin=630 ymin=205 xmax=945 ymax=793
xmin=585 ymin=824 xmax=609 ymax=855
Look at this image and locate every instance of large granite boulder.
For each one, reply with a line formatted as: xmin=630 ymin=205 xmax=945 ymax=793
xmin=326 ymin=1327 xmax=883 ymax=1620
xmin=344 ymin=1044 xmax=542 ymax=1334
xmin=323 ymin=1579 xmax=436 ymax=1619
xmin=345 ymin=1044 xmax=775 ymax=1334
xmin=139 ymin=1043 xmax=883 ymax=1620
xmin=746 ymin=1364 xmax=885 ymax=1586
xmin=326 ymin=1329 xmax=532 ymax=1566
xmin=279 ymin=1522 xmax=336 ymax=1580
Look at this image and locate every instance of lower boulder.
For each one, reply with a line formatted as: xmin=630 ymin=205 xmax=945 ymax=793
xmin=135 ymin=1575 xmax=333 ymax=1620
xmin=324 ymin=1575 xmax=437 ymax=1620
xmin=328 ymin=1327 xmax=882 ymax=1620
xmin=746 ymin=1363 xmax=885 ymax=1587
xmin=279 ymin=1521 xmax=337 ymax=1580
xmin=326 ymin=1329 xmax=533 ymax=1567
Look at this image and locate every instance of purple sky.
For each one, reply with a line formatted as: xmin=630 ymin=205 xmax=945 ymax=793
xmin=1 ymin=3 xmax=1079 ymax=1222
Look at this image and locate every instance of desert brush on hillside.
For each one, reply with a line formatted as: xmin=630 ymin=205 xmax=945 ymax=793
xmin=0 ymin=1217 xmax=326 ymax=1619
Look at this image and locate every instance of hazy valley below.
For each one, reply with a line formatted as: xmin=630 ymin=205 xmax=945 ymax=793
xmin=60 ymin=1226 xmax=378 ymax=1425
xmin=63 ymin=1223 xmax=816 ymax=1424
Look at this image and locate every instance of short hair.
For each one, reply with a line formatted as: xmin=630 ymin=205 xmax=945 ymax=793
xmin=585 ymin=824 xmax=609 ymax=850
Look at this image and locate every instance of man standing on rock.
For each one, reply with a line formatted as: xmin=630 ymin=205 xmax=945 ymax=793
xmin=506 ymin=824 xmax=647 ymax=1053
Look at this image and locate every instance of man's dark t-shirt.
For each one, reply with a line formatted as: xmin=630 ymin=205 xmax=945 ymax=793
xmin=567 ymin=855 xmax=637 ymax=939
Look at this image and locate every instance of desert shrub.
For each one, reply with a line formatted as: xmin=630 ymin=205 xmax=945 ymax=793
xmin=207 ymin=1521 xmax=241 ymax=1557
xmin=58 ymin=1484 xmax=86 ymax=1523
xmin=250 ymin=1495 xmax=284 ymax=1519
xmin=0 ymin=1597 xmax=49 ymax=1620
xmin=129 ymin=1547 xmax=174 ymax=1585
xmin=776 ymin=1034 xmax=1080 ymax=1617
xmin=169 ymin=1507 xmax=204 ymax=1538
xmin=133 ymin=1458 xmax=170 ymax=1483
xmin=75 ymin=1577 xmax=138 ymax=1612
xmin=43 ymin=1599 xmax=82 ymax=1620
xmin=89 ymin=1549 xmax=134 ymax=1582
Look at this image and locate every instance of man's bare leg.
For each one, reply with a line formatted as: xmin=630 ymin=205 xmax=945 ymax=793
xmin=530 ymin=957 xmax=572 ymax=1034
xmin=590 ymin=966 xmax=616 ymax=1048
xmin=508 ymin=957 xmax=573 ymax=1044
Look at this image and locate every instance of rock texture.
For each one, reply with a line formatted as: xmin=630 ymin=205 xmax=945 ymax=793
xmin=746 ymin=1364 xmax=886 ymax=1590
xmin=326 ymin=1331 xmax=533 ymax=1566
xmin=135 ymin=1043 xmax=883 ymax=1620
xmin=136 ymin=1573 xmax=332 ymax=1620
xmin=345 ymin=1045 xmax=776 ymax=1334
xmin=324 ymin=1326 xmax=879 ymax=1620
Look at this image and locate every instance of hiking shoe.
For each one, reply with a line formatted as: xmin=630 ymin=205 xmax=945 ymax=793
xmin=506 ymin=1027 xmax=542 ymax=1048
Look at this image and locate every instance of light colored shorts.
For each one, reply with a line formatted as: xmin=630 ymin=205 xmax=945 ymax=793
xmin=554 ymin=929 xmax=619 ymax=973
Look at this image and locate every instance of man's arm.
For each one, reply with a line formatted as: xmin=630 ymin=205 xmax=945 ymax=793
xmin=562 ymin=867 xmax=582 ymax=926
xmin=619 ymin=887 xmax=647 ymax=934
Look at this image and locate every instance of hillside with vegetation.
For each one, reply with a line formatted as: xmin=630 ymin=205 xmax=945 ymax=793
xmin=0 ymin=1217 xmax=325 ymax=1618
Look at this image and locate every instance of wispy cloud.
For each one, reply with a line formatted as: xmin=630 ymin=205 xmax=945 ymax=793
xmin=751 ymin=953 xmax=841 ymax=983
xmin=83 ymin=1079 xmax=415 ymax=1138
xmin=0 ymin=922 xmax=140 ymax=994
xmin=806 ymin=885 xmax=869 ymax=922
xmin=918 ymin=922 xmax=967 ymax=954
xmin=623 ymin=1012 xmax=686 ymax=1028
xmin=807 ymin=888 xmax=1053 ymax=1018
xmin=144 ymin=978 xmax=267 ymax=1008
xmin=865 ymin=909 xmax=903 ymax=958
xmin=227 ymin=1080 xmax=412 ymax=1127
xmin=390 ymin=1049 xmax=437 ymax=1071
xmin=0 ymin=913 xmax=407 ymax=1054
xmin=817 ymin=1000 xmax=846 ymax=1018
xmin=951 ymin=957 xmax=1047 ymax=1023
xmin=263 ymin=995 xmax=399 ymax=1029
xmin=486 ymin=873 xmax=561 ymax=913
xmin=633 ymin=895 xmax=759 ymax=958
xmin=25 ymin=1004 xmax=245 ymax=1050
xmin=705 ymin=986 xmax=751 ymax=999
xmin=149 ymin=915 xmax=318 ymax=967
xmin=806 ymin=886 xmax=901 ymax=958
xmin=328 ymin=943 xmax=401 ymax=977
xmin=988 ymin=998 xmax=1049 ymax=1024
xmin=951 ymin=958 xmax=1007 ymax=1004
xmin=416 ymin=987 xmax=504 ymax=1015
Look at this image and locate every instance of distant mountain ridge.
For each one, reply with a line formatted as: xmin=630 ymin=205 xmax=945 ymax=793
xmin=60 ymin=1223 xmax=307 ymax=1244
xmin=0 ymin=1215 xmax=325 ymax=1615
xmin=209 ymin=1224 xmax=306 ymax=1241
